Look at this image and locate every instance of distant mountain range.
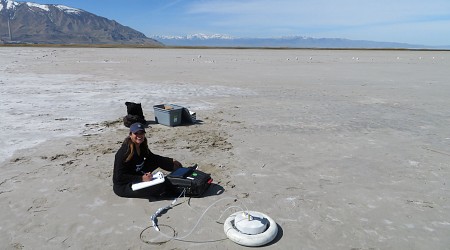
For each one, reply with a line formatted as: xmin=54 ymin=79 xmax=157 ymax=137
xmin=0 ymin=0 xmax=162 ymax=45
xmin=153 ymin=34 xmax=449 ymax=49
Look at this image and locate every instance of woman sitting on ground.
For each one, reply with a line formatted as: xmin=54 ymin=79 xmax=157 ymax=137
xmin=113 ymin=122 xmax=182 ymax=199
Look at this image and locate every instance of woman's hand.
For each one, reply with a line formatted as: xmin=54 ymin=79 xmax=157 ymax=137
xmin=173 ymin=160 xmax=182 ymax=170
xmin=142 ymin=172 xmax=152 ymax=182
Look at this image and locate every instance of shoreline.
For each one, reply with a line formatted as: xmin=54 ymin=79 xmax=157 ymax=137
xmin=2 ymin=43 xmax=450 ymax=52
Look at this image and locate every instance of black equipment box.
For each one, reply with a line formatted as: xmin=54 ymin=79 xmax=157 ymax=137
xmin=166 ymin=167 xmax=212 ymax=197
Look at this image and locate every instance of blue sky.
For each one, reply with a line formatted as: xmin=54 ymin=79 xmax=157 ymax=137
xmin=25 ymin=0 xmax=450 ymax=46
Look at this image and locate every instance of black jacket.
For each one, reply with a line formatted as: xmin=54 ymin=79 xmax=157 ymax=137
xmin=113 ymin=140 xmax=174 ymax=186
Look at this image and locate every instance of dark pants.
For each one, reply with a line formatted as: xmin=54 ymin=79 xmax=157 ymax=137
xmin=113 ymin=182 xmax=168 ymax=199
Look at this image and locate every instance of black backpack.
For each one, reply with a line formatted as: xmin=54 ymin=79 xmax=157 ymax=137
xmin=123 ymin=102 xmax=146 ymax=127
xmin=123 ymin=114 xmax=145 ymax=128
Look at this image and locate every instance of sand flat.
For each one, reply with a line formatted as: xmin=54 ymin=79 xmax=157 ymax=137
xmin=1 ymin=47 xmax=449 ymax=249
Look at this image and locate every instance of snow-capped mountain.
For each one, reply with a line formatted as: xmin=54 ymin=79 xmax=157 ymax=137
xmin=154 ymin=33 xmax=234 ymax=40
xmin=0 ymin=0 xmax=162 ymax=45
xmin=153 ymin=34 xmax=440 ymax=49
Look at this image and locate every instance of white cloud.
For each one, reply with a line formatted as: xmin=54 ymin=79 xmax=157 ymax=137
xmin=185 ymin=0 xmax=450 ymax=44
xmin=187 ymin=0 xmax=450 ymax=26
